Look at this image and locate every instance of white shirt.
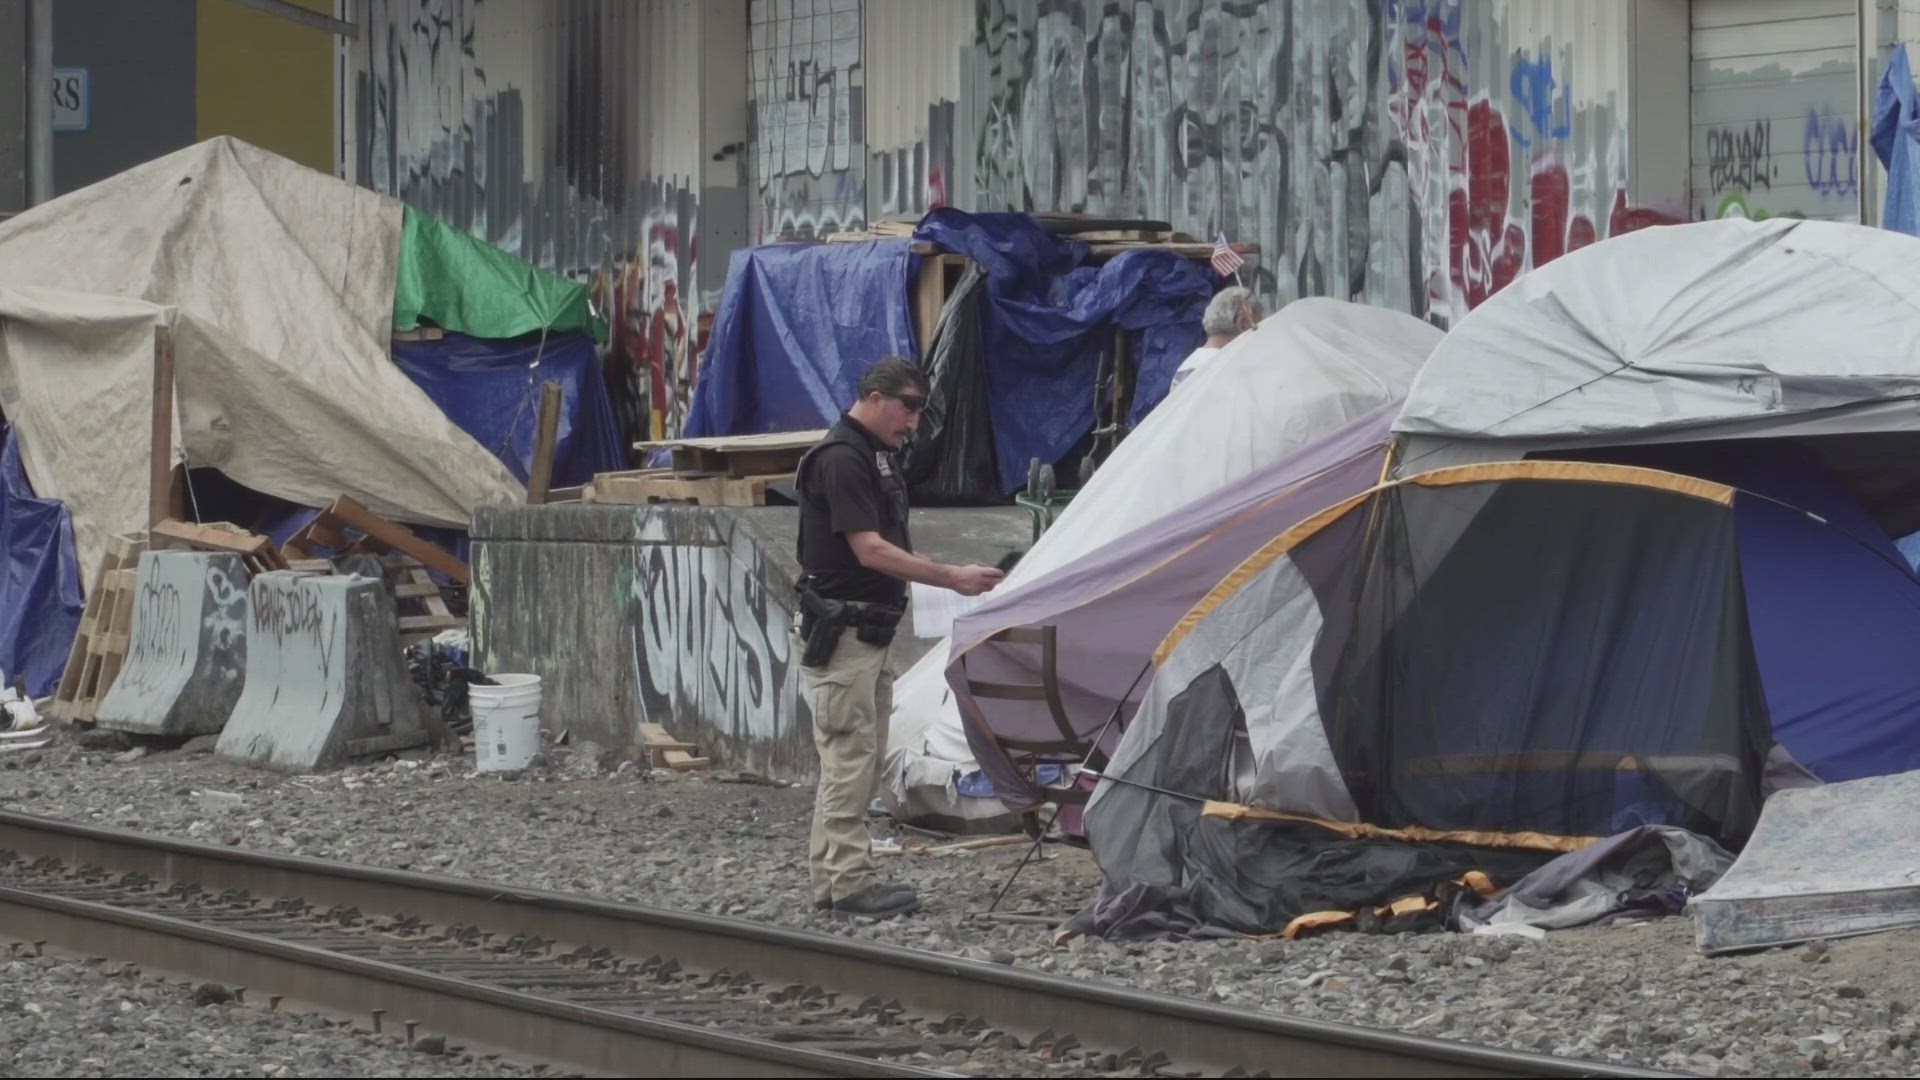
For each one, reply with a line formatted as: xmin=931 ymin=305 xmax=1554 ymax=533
xmin=1170 ymin=345 xmax=1223 ymax=389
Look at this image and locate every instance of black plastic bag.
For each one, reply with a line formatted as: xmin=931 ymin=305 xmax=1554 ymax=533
xmin=904 ymin=262 xmax=1005 ymax=505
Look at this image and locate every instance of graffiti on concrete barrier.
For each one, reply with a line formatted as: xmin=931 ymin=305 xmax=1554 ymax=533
xmin=117 ymin=577 xmax=185 ymax=698
xmin=623 ymin=509 xmax=807 ymax=761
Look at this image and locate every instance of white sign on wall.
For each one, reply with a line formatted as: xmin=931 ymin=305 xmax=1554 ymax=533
xmin=52 ymin=68 xmax=89 ymax=133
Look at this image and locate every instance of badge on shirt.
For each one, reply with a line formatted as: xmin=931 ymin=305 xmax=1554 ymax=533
xmin=876 ymin=452 xmax=894 ymax=477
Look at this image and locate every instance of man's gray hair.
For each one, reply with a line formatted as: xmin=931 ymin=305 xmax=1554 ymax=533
xmin=1201 ymin=286 xmax=1255 ymax=337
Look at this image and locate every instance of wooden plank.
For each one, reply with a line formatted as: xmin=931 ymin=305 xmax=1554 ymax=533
xmin=662 ymin=750 xmax=710 ymax=771
xmin=526 ymin=381 xmax=563 ymax=505
xmin=322 ymin=496 xmax=470 ymax=586
xmin=914 ymin=253 xmax=946 ymax=359
xmin=150 ymin=325 xmax=176 ymax=529
xmin=398 ymin=615 xmax=463 ymax=632
xmin=632 ymin=430 xmax=828 ymax=454
xmin=546 ymin=485 xmax=587 ymax=503
xmin=150 ymin=519 xmax=288 ymax=571
xmin=591 ymin=471 xmax=782 ymax=507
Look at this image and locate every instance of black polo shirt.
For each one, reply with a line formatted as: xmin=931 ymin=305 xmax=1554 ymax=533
xmin=796 ymin=414 xmax=913 ymax=605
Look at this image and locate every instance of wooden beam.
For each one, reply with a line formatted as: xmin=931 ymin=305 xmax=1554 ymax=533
xmin=149 ymin=324 xmax=175 ymax=529
xmin=913 ymin=255 xmax=947 ymax=360
xmin=526 ymin=381 xmax=563 ymax=505
xmin=220 ymin=0 xmax=358 ymax=37
xmin=325 ymin=496 xmax=471 ymax=586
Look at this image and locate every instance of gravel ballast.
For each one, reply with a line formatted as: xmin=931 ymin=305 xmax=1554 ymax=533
xmin=4 ymin=737 xmax=1917 ymax=1077
xmin=0 ymin=950 xmax=539 ymax=1078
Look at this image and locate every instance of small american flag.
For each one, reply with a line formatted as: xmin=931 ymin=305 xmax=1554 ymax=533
xmin=1210 ymin=233 xmax=1245 ymax=278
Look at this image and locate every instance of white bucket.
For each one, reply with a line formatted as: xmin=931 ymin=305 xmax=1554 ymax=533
xmin=470 ymin=674 xmax=543 ymax=773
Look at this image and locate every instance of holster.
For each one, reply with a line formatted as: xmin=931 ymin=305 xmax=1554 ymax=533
xmin=796 ymin=577 xmax=905 ymax=664
xmin=796 ymin=584 xmax=848 ymax=669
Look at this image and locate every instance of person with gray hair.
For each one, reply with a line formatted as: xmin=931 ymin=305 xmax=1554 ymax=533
xmin=1172 ymin=286 xmax=1263 ymax=389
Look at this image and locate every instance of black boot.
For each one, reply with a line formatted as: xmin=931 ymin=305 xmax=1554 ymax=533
xmin=829 ymin=884 xmax=920 ymax=921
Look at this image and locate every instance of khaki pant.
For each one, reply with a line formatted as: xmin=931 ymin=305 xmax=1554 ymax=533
xmin=798 ymin=629 xmax=893 ymax=906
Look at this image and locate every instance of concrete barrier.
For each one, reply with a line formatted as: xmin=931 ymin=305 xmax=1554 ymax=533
xmin=470 ymin=503 xmax=1030 ymax=780
xmin=94 ymin=552 xmax=249 ymax=737
xmin=216 ymin=571 xmax=435 ymax=772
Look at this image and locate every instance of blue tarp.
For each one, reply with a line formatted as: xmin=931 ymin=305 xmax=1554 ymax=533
xmin=685 ymin=212 xmax=1214 ymax=494
xmin=390 ymin=330 xmax=626 ymax=490
xmin=1874 ymin=45 xmax=1920 ymax=237
xmin=685 ymin=241 xmax=920 ymax=439
xmin=912 ymin=210 xmax=1212 ymax=492
xmin=0 ymin=426 xmax=83 ymax=698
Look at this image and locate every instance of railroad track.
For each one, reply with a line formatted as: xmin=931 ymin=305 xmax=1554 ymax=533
xmin=0 ymin=810 xmax=1677 ymax=1078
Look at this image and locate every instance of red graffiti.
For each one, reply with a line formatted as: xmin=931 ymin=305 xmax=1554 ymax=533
xmin=1446 ymin=98 xmax=1680 ymax=313
xmin=594 ymin=219 xmax=709 ymax=442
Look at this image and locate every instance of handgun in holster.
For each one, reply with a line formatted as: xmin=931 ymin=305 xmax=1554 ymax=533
xmin=796 ymin=576 xmax=904 ymax=668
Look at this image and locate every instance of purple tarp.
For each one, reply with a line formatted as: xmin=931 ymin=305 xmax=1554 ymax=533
xmin=948 ymin=403 xmax=1399 ymax=812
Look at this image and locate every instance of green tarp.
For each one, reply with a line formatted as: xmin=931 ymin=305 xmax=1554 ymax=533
xmin=393 ymin=208 xmax=605 ymax=343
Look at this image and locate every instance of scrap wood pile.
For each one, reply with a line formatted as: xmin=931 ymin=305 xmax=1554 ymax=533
xmin=574 ymin=430 xmax=827 ymax=508
xmin=49 ymin=497 xmax=471 ymax=725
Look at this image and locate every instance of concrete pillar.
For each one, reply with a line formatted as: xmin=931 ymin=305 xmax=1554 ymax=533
xmin=25 ymin=0 xmax=50 ymax=207
xmin=0 ymin=0 xmax=25 ymax=212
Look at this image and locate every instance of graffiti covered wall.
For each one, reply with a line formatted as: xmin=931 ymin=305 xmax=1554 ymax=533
xmin=965 ymin=0 xmax=1681 ymax=326
xmin=750 ymin=0 xmax=867 ymax=240
xmin=471 ymin=503 xmax=815 ymax=779
xmin=1690 ymin=0 xmax=1861 ymax=224
xmin=349 ymin=0 xmax=723 ymax=443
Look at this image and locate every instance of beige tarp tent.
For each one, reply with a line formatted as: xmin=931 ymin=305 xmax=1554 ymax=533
xmin=0 ymin=137 xmax=523 ymax=585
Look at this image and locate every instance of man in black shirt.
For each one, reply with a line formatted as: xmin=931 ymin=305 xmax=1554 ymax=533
xmin=794 ymin=357 xmax=1003 ymax=920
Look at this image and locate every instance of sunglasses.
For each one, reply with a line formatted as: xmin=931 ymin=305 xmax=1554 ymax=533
xmin=891 ymin=394 xmax=928 ymax=413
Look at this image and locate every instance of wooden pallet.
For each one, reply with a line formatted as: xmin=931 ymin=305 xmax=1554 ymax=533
xmin=630 ymin=430 xmax=825 ymax=478
xmin=150 ymin=519 xmax=289 ymax=577
xmin=638 ymin=722 xmax=709 ymax=770
xmin=52 ymin=532 xmax=148 ymax=723
xmin=286 ymin=554 xmax=464 ymax=646
xmin=586 ymin=468 xmax=789 ymax=507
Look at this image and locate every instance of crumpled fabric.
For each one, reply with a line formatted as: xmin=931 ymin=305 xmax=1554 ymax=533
xmin=1454 ymin=825 xmax=1734 ymax=933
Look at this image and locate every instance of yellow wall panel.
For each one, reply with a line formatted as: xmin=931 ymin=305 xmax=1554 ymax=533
xmin=196 ymin=0 xmax=332 ymax=172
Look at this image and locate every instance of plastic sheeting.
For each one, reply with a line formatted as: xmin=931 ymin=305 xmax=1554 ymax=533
xmin=884 ymin=300 xmax=1439 ymax=823
xmin=903 ymin=263 xmax=1002 ymax=505
xmin=1395 ymin=218 xmax=1920 ymax=443
xmin=394 ymin=209 xmax=604 ymax=342
xmin=1874 ymin=45 xmax=1920 ymax=238
xmin=390 ymin=331 xmax=626 ymax=490
xmin=0 ymin=426 xmax=83 ymax=699
xmin=912 ymin=210 xmax=1213 ymax=493
xmin=0 ymin=139 xmax=524 ymax=581
xmin=684 ymin=242 xmax=919 ymax=439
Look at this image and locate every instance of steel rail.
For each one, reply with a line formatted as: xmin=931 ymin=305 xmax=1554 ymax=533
xmin=0 ymin=810 xmax=1680 ymax=1079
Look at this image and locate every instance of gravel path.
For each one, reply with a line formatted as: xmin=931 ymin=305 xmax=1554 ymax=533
xmin=4 ymin=735 xmax=1917 ymax=1077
